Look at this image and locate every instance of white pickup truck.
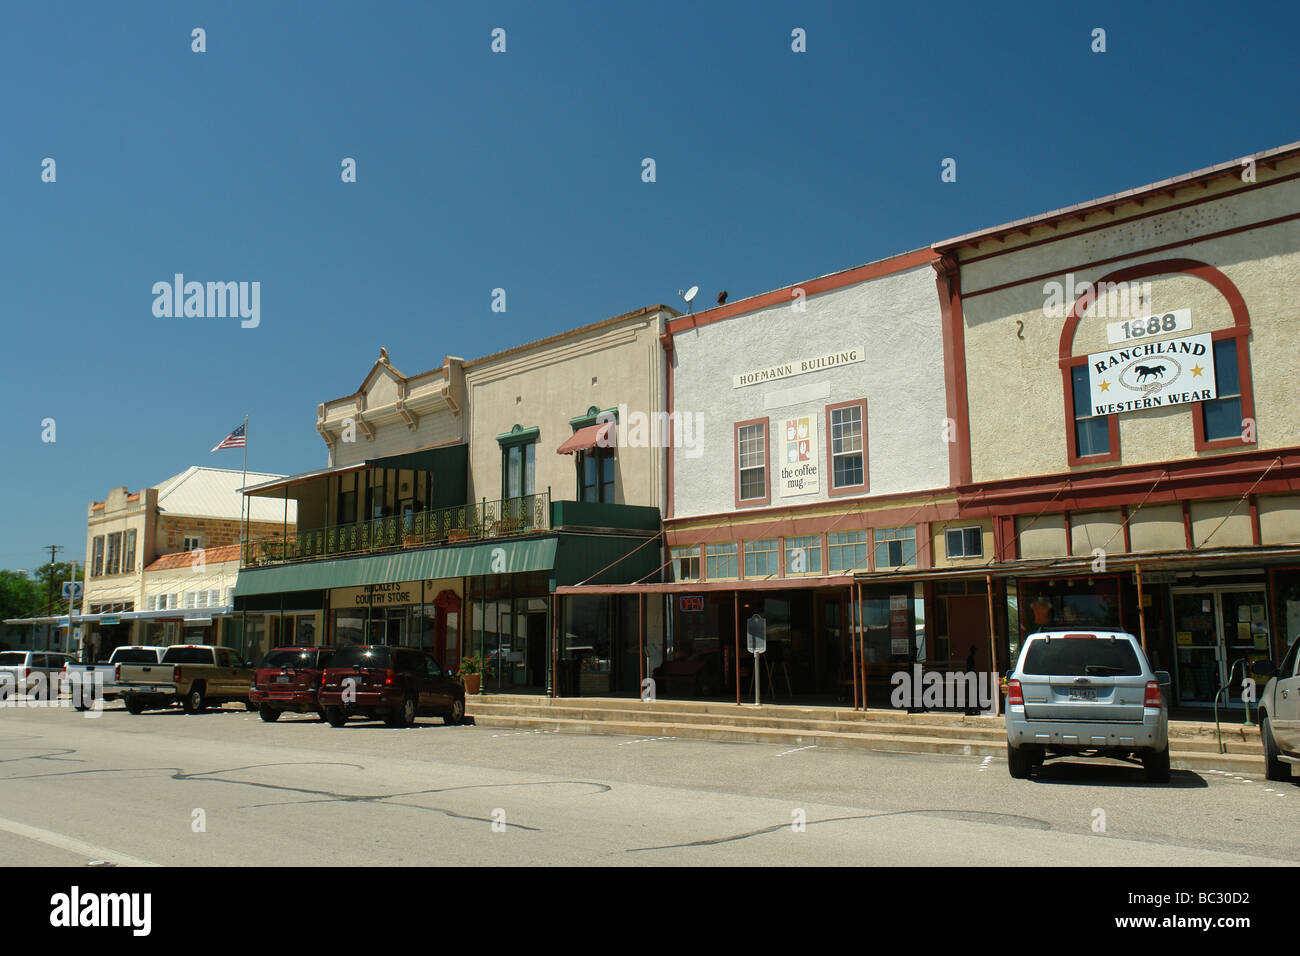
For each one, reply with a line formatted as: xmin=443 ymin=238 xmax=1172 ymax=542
xmin=62 ymin=646 xmax=164 ymax=710
xmin=1254 ymin=638 xmax=1300 ymax=781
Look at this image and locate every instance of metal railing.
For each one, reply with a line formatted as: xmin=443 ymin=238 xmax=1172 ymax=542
xmin=242 ymin=490 xmax=550 ymax=567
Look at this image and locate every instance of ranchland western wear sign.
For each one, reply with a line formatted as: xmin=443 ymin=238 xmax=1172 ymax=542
xmin=733 ymin=347 xmax=865 ymax=388
xmin=1087 ymin=332 xmax=1217 ymax=415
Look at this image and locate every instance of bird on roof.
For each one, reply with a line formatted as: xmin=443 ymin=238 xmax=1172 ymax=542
xmin=717 ymin=291 xmax=728 ymax=305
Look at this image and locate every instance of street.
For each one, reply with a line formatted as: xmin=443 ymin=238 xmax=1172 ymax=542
xmin=0 ymin=700 xmax=1296 ymax=867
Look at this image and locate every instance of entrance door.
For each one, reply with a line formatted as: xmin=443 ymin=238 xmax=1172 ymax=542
xmin=1171 ymin=587 xmax=1270 ymax=707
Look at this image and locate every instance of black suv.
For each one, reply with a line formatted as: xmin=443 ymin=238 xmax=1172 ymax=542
xmin=319 ymin=645 xmax=466 ymax=728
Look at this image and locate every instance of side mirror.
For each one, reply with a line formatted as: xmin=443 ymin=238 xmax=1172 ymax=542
xmin=1154 ymin=670 xmax=1172 ymax=686
xmin=1251 ymin=659 xmax=1276 ymax=679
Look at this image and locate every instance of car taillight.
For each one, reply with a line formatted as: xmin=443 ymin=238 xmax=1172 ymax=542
xmin=1007 ymin=679 xmax=1024 ymax=706
xmin=115 ymin=664 xmax=121 ymax=681
xmin=173 ymin=666 xmax=182 ymax=682
xmin=383 ymin=669 xmax=395 ymax=686
xmin=1144 ymin=681 xmax=1161 ymax=707
xmin=22 ymin=667 xmax=30 ymax=679
xmin=321 ymin=672 xmax=327 ymax=686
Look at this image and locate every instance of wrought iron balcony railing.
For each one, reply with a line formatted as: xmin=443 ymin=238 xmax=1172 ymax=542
xmin=242 ymin=491 xmax=550 ymax=568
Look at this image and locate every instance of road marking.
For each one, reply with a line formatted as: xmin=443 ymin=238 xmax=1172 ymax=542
xmin=490 ymin=730 xmax=559 ymax=738
xmin=977 ymin=755 xmax=993 ymax=772
xmin=618 ymin=736 xmax=677 ymax=746
xmin=775 ymin=745 xmax=817 ymax=757
xmin=0 ymin=815 xmax=159 ymax=867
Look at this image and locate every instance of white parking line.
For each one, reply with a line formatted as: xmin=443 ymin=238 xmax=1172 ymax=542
xmin=490 ymin=730 xmax=560 ymax=738
xmin=617 ymin=736 xmax=677 ymax=746
xmin=977 ymin=755 xmax=993 ymax=772
xmin=775 ymin=745 xmax=817 ymax=757
xmin=0 ymin=815 xmax=160 ymax=867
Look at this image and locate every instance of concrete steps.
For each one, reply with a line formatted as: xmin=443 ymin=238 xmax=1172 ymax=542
xmin=467 ymin=694 xmax=1269 ymax=772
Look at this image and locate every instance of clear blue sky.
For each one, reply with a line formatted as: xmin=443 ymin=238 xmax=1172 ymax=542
xmin=2 ymin=0 xmax=1297 ymax=574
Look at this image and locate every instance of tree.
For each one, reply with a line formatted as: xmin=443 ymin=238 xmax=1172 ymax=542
xmin=0 ymin=569 xmax=37 ymax=622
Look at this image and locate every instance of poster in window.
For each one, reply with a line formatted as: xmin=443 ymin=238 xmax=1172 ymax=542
xmin=779 ymin=416 xmax=820 ymax=497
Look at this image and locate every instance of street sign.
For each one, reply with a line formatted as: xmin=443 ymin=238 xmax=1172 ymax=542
xmin=62 ymin=581 xmax=83 ymax=600
xmin=100 ymin=614 xmax=120 ymax=626
xmin=746 ymin=614 xmax=766 ymax=654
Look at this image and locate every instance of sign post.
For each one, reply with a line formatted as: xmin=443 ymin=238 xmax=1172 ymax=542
xmin=746 ymin=614 xmax=766 ymax=706
xmin=61 ymin=568 xmax=81 ymax=657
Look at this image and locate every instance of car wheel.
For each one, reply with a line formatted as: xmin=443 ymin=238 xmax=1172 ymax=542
xmin=244 ymin=700 xmax=258 ymax=712
xmin=1007 ymin=743 xmax=1032 ymax=779
xmin=1143 ymin=746 xmax=1171 ymax=784
xmin=124 ymin=696 xmax=145 ymax=715
xmin=324 ymin=706 xmax=348 ymax=728
xmin=258 ymin=704 xmax=281 ymax=723
xmin=445 ymin=696 xmax=465 ymax=726
xmin=182 ymin=685 xmax=205 ymax=714
xmin=316 ymin=708 xmax=327 ymax=722
xmin=1261 ymin=715 xmax=1290 ymax=782
xmin=390 ymin=694 xmax=416 ymax=728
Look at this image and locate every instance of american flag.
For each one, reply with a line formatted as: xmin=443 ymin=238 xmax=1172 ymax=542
xmin=210 ymin=422 xmax=247 ymax=452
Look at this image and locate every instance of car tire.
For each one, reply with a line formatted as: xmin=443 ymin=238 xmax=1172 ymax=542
xmin=445 ymin=696 xmax=465 ymax=726
xmin=316 ymin=708 xmax=327 ymax=722
xmin=390 ymin=694 xmax=416 ymax=728
xmin=124 ymin=696 xmax=145 ymax=715
xmin=324 ymin=706 xmax=348 ymax=728
xmin=244 ymin=700 xmax=258 ymax=712
xmin=1261 ymin=715 xmax=1290 ymax=782
xmin=1007 ymin=743 xmax=1032 ymax=779
xmin=182 ymin=685 xmax=205 ymax=714
xmin=1143 ymin=746 xmax=1171 ymax=784
xmin=258 ymin=704 xmax=281 ymax=723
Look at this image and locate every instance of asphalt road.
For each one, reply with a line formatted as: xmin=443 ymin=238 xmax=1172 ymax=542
xmin=1 ymin=698 xmax=1296 ymax=867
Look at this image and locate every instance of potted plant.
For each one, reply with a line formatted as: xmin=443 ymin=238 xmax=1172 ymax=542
xmin=458 ymin=655 xmax=487 ymax=695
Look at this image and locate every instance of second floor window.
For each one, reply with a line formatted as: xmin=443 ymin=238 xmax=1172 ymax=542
xmin=183 ymin=535 xmax=202 ymax=552
xmin=828 ymin=401 xmax=867 ymax=492
xmin=672 ymin=546 xmax=701 ymax=581
xmin=123 ymin=529 xmax=137 ymax=573
xmin=503 ymin=442 xmax=537 ymax=499
xmin=1202 ymin=338 xmax=1243 ymax=442
xmin=743 ymin=539 xmax=779 ymax=577
xmin=1071 ymin=365 xmax=1111 ymax=457
xmin=735 ymin=420 xmax=769 ymax=505
xmin=91 ymin=536 xmax=104 ymax=577
xmin=577 ymin=448 xmax=614 ymax=503
xmin=874 ymin=526 xmax=917 ymax=569
xmin=105 ymin=532 xmax=122 ymax=575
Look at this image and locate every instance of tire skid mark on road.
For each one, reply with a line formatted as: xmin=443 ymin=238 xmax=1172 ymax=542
xmin=628 ymin=807 xmax=1054 ymax=852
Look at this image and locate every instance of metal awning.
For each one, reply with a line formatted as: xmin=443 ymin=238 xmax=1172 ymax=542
xmin=234 ymin=537 xmax=559 ymax=597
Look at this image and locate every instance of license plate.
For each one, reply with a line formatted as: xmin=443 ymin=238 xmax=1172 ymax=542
xmin=275 ymin=675 xmax=291 ymax=683
xmin=1069 ymin=689 xmax=1097 ymax=701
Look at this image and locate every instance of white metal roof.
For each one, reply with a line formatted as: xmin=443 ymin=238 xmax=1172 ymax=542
xmin=153 ymin=467 xmax=298 ymax=523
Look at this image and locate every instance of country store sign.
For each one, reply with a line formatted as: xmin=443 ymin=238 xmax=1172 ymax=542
xmin=1088 ymin=332 xmax=1217 ymax=415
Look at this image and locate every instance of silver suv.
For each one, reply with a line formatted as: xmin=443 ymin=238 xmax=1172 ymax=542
xmin=1005 ymin=629 xmax=1170 ymax=782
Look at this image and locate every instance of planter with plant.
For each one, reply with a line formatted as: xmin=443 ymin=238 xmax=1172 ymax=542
xmin=458 ymin=655 xmax=487 ymax=695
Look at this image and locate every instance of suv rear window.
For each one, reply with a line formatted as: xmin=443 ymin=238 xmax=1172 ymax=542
xmin=1022 ymin=636 xmax=1142 ymax=677
xmin=0 ymin=652 xmax=27 ymax=665
xmin=161 ymin=647 xmax=217 ymax=665
xmin=330 ymin=646 xmax=392 ymax=669
xmin=112 ymin=649 xmax=159 ymax=664
xmin=261 ymin=649 xmax=329 ymax=669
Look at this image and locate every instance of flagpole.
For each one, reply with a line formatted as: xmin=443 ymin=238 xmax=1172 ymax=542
xmin=240 ymin=414 xmax=249 ymax=567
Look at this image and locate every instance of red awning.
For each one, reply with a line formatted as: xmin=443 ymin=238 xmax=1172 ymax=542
xmin=556 ymin=422 xmax=614 ymax=455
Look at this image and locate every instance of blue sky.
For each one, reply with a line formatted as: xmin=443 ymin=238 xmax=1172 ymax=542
xmin=2 ymin=0 xmax=1297 ymax=575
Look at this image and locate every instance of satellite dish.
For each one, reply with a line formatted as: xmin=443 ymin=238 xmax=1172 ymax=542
xmin=683 ymin=285 xmax=698 ymax=303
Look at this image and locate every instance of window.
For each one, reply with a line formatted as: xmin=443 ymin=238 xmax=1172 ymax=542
xmin=577 ymin=448 xmax=614 ymax=503
xmin=123 ymin=529 xmax=136 ymax=573
xmin=735 ymin=419 xmax=770 ymax=506
xmin=945 ymin=527 xmax=983 ymax=559
xmin=91 ymin=536 xmax=104 ymax=577
xmin=338 ymin=471 xmax=358 ymax=524
xmin=874 ymin=526 xmax=917 ymax=569
xmin=1071 ymin=365 xmax=1111 ymax=457
xmin=827 ymin=401 xmax=867 ymax=494
xmin=743 ymin=539 xmax=779 ymax=578
xmin=784 ymin=535 xmax=822 ymax=575
xmin=184 ymin=591 xmax=197 ymax=609
xmin=1202 ymin=338 xmax=1243 ymax=442
xmin=105 ymin=533 xmax=122 ymax=575
xmin=705 ymin=543 xmax=738 ymax=579
xmin=182 ymin=535 xmax=202 ymax=552
xmin=828 ymin=530 xmax=868 ymax=572
xmin=209 ymin=589 xmax=223 ymax=607
xmin=672 ymin=546 xmax=701 ymax=581
xmin=503 ymin=441 xmax=537 ymax=499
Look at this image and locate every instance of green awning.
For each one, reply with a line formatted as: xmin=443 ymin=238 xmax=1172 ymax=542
xmin=234 ymin=536 xmax=558 ymax=597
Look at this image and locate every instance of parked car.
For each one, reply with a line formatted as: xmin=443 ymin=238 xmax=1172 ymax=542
xmin=1252 ymin=637 xmax=1300 ymax=782
xmin=0 ymin=651 xmax=74 ymax=700
xmin=116 ymin=644 xmax=256 ymax=714
xmin=318 ymin=645 xmax=465 ymax=728
xmin=63 ymin=646 xmax=164 ymax=710
xmin=249 ymin=646 xmax=336 ymax=722
xmin=1005 ymin=629 xmax=1171 ymax=782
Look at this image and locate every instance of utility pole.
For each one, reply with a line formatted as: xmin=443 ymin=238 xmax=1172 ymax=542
xmin=45 ymin=545 xmax=62 ymax=651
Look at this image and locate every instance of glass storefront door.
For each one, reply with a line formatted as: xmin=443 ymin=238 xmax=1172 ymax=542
xmin=1171 ymin=586 xmax=1270 ymax=707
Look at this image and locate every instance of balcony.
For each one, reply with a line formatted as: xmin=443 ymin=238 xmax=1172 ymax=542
xmin=242 ymin=491 xmax=551 ymax=568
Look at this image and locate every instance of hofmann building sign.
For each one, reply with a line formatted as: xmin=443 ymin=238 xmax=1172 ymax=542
xmin=733 ymin=347 xmax=864 ymax=388
xmin=1088 ymin=332 xmax=1217 ymax=415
